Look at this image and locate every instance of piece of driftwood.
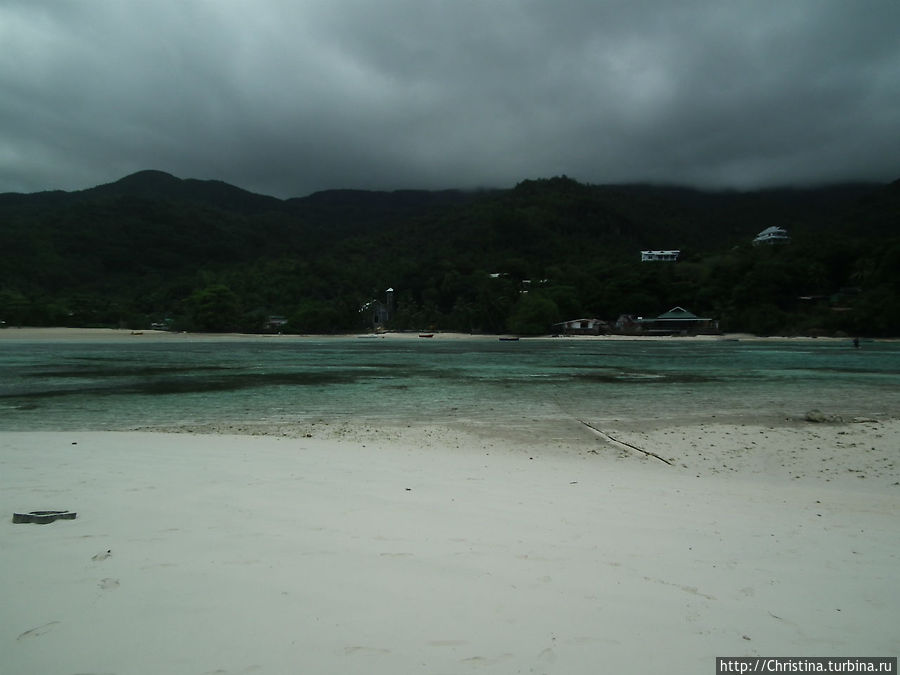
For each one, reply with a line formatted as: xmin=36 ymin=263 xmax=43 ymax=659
xmin=576 ymin=419 xmax=673 ymax=466
xmin=12 ymin=510 xmax=77 ymax=524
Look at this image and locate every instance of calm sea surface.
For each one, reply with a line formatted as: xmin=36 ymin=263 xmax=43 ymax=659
xmin=1 ymin=336 xmax=898 ymax=432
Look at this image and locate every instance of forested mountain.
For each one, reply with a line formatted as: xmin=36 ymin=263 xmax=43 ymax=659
xmin=1 ymin=171 xmax=898 ymax=336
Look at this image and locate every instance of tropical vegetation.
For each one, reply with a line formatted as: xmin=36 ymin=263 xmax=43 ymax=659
xmin=1 ymin=170 xmax=898 ymax=336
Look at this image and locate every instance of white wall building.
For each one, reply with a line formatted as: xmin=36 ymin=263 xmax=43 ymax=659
xmin=753 ymin=227 xmax=790 ymax=245
xmin=641 ymin=250 xmax=680 ymax=262
xmin=554 ymin=318 xmax=607 ymax=335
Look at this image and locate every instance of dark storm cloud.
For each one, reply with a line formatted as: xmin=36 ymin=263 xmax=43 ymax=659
xmin=2 ymin=1 xmax=898 ymax=197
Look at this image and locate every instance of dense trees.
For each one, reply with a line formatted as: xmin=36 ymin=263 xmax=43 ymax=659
xmin=0 ymin=171 xmax=898 ymax=336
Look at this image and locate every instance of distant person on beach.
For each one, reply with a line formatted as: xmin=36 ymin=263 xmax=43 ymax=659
xmin=853 ymin=337 xmax=860 ymax=349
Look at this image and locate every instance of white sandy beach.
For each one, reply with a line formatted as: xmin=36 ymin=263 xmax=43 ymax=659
xmin=2 ymin=419 xmax=898 ymax=674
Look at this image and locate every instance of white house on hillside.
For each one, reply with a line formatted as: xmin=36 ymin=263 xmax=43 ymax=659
xmin=753 ymin=226 xmax=790 ymax=245
xmin=641 ymin=250 xmax=680 ymax=262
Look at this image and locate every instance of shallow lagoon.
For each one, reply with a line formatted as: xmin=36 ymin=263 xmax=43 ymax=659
xmin=1 ymin=336 xmax=898 ymax=432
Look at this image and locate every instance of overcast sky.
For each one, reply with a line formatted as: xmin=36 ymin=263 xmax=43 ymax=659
xmin=2 ymin=1 xmax=899 ymax=198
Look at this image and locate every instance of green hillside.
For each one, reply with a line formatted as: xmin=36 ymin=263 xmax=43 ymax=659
xmin=1 ymin=172 xmax=898 ymax=336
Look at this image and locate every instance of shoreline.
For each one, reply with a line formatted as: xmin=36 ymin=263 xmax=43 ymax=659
xmin=2 ymin=428 xmax=898 ymax=673
xmin=131 ymin=415 xmax=900 ymax=493
xmin=0 ymin=326 xmax=879 ymax=343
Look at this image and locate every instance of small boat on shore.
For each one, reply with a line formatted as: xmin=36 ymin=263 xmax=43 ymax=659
xmin=499 ymin=336 xmax=519 ymax=342
xmin=419 ymin=333 xmax=434 ymax=338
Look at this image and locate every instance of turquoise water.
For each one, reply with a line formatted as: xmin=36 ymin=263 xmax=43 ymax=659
xmin=1 ymin=337 xmax=898 ymax=431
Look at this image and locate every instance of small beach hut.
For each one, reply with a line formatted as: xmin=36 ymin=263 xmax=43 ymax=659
xmin=553 ymin=318 xmax=607 ymax=336
xmin=640 ymin=307 xmax=717 ymax=334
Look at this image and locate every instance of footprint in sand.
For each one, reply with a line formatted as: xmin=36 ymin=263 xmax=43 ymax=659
xmin=538 ymin=647 xmax=557 ymax=663
xmin=91 ymin=549 xmax=112 ymax=561
xmin=98 ymin=578 xmax=119 ymax=590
